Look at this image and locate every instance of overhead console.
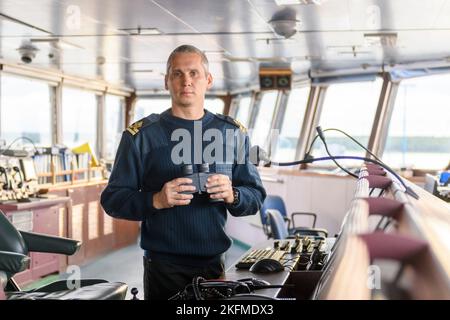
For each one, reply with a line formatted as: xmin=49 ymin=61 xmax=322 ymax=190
xmin=259 ymin=66 xmax=292 ymax=91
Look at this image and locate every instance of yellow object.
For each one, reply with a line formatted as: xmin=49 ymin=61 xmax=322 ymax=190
xmin=72 ymin=142 xmax=99 ymax=167
xmin=232 ymin=118 xmax=247 ymax=133
xmin=126 ymin=120 xmax=144 ymax=136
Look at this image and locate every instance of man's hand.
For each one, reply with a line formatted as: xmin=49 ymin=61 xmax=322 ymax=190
xmin=206 ymin=174 xmax=234 ymax=204
xmin=153 ymin=178 xmax=196 ymax=209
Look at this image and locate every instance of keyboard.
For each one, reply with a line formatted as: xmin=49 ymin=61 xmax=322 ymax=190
xmin=235 ymin=238 xmax=328 ymax=271
xmin=235 ymin=248 xmax=286 ymax=269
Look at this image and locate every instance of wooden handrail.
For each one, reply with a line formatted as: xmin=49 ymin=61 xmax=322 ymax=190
xmin=322 ymin=165 xmax=450 ymax=300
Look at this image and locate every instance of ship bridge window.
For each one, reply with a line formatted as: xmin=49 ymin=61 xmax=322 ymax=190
xmin=104 ymin=95 xmax=125 ymax=160
xmin=133 ymin=98 xmax=170 ymax=122
xmin=383 ymin=73 xmax=450 ymax=170
xmin=272 ymin=87 xmax=309 ymax=162
xmin=234 ymin=95 xmax=252 ymax=128
xmin=205 ymin=97 xmax=224 ymax=114
xmin=0 ymin=74 xmax=52 ymax=146
xmin=133 ymin=97 xmax=224 ymax=120
xmin=62 ymin=87 xmax=98 ymax=153
xmin=311 ymin=78 xmax=382 ymax=168
xmin=251 ymin=91 xmax=279 ymax=149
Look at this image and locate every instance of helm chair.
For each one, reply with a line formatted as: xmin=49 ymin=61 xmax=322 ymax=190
xmin=260 ymin=195 xmax=328 ymax=239
xmin=267 ymin=209 xmax=328 ymax=241
xmin=0 ymin=210 xmax=127 ymax=300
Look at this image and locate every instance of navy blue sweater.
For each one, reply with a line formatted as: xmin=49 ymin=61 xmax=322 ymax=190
xmin=100 ymin=109 xmax=266 ymax=264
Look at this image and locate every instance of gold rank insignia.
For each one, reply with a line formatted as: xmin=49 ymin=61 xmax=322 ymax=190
xmin=233 ymin=118 xmax=247 ymax=133
xmin=126 ymin=120 xmax=143 ymax=136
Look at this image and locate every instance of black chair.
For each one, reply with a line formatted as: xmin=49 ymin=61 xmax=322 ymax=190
xmin=260 ymin=195 xmax=328 ymax=238
xmin=0 ymin=210 xmax=128 ymax=300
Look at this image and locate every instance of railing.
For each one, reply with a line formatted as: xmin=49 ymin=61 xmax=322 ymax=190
xmin=316 ymin=164 xmax=450 ymax=300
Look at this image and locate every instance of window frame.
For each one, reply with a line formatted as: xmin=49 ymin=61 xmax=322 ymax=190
xmin=307 ymin=78 xmax=384 ymax=169
xmin=0 ymin=72 xmax=55 ymax=147
xmin=381 ymin=73 xmax=450 ymax=170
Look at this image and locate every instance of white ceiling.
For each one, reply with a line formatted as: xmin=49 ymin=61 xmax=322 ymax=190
xmin=1 ymin=0 xmax=450 ymax=92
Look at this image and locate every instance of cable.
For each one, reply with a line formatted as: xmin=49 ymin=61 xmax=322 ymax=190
xmin=170 ymin=277 xmax=287 ymax=300
xmin=192 ymin=276 xmax=205 ymax=300
xmin=0 ymin=136 xmax=39 ymax=156
xmin=305 ymin=128 xmax=383 ymax=163
xmin=251 ymin=146 xmax=419 ymax=199
xmin=260 ymin=155 xmax=419 ymax=199
xmin=259 ymin=126 xmax=419 ymax=199
xmin=316 ymin=126 xmax=358 ymax=178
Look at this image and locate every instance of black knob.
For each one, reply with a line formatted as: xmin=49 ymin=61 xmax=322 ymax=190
xmin=130 ymin=287 xmax=139 ymax=300
xmin=274 ymin=240 xmax=280 ymax=249
xmin=182 ymin=164 xmax=193 ymax=176
xmin=198 ymin=163 xmax=209 ymax=173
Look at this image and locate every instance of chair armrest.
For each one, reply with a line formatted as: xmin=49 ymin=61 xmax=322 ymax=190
xmin=283 ymin=216 xmax=292 ymax=230
xmin=20 ymin=231 xmax=81 ymax=256
xmin=291 ymin=212 xmax=317 ymax=228
xmin=0 ymin=251 xmax=30 ymax=274
xmin=30 ymin=279 xmax=108 ymax=292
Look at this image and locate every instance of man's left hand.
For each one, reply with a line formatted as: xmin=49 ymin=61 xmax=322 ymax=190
xmin=206 ymin=174 xmax=234 ymax=204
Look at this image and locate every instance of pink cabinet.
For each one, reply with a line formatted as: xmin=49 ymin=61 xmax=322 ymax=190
xmin=1 ymin=198 xmax=68 ymax=287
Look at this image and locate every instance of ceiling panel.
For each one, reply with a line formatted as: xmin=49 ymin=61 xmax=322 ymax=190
xmin=0 ymin=0 xmax=198 ymax=36
xmin=1 ymin=0 xmax=450 ymax=92
xmin=150 ymin=0 xmax=272 ymax=33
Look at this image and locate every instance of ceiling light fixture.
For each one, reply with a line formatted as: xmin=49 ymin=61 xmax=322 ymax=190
xmin=119 ymin=26 xmax=162 ymax=35
xmin=132 ymin=69 xmax=155 ymax=73
xmin=203 ymin=50 xmax=225 ymax=54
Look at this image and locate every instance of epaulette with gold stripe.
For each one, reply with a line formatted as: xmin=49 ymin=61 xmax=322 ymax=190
xmin=126 ymin=120 xmax=144 ymax=136
xmin=126 ymin=114 xmax=160 ymax=136
xmin=214 ymin=114 xmax=247 ymax=133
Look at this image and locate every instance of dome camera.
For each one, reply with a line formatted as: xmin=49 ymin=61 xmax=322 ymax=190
xmin=269 ymin=7 xmax=299 ymax=39
xmin=269 ymin=19 xmax=298 ymax=39
xmin=17 ymin=42 xmax=39 ymax=64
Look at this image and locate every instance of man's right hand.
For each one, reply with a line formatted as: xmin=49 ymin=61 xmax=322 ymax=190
xmin=152 ymin=178 xmax=196 ymax=209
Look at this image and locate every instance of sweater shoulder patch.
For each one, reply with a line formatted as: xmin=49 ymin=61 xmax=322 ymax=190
xmin=126 ymin=113 xmax=160 ymax=136
xmin=126 ymin=120 xmax=144 ymax=136
xmin=214 ymin=114 xmax=247 ymax=133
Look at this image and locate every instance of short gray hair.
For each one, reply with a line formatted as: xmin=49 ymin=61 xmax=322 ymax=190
xmin=166 ymin=44 xmax=209 ymax=75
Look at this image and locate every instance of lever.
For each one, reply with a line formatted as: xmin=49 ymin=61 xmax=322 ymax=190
xmin=13 ymin=166 xmax=24 ymax=188
xmin=130 ymin=287 xmax=139 ymax=300
xmin=291 ymin=238 xmax=302 ymax=254
xmin=0 ymin=167 xmax=10 ymax=190
xmin=273 ymin=240 xmax=280 ymax=249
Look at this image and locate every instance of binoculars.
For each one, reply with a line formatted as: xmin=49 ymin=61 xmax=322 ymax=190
xmin=181 ymin=163 xmax=223 ymax=202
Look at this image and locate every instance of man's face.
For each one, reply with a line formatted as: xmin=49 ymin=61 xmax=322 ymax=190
xmin=165 ymin=53 xmax=213 ymax=110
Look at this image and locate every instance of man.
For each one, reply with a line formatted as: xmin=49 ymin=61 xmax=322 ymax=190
xmin=101 ymin=45 xmax=266 ymax=300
